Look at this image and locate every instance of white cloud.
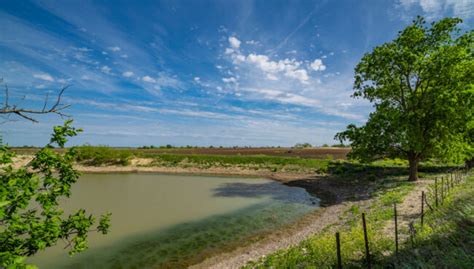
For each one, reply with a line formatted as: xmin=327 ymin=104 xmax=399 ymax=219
xmin=194 ymin=77 xmax=200 ymax=82
xmin=101 ymin=65 xmax=112 ymax=74
xmin=222 ymin=77 xmax=237 ymax=83
xmin=246 ymin=40 xmax=259 ymax=45
xmin=108 ymin=46 xmax=121 ymax=52
xmin=228 ymin=36 xmax=241 ymax=49
xmin=122 ymin=71 xmax=134 ymax=77
xmin=76 ymin=47 xmax=92 ymax=52
xmin=80 ymin=75 xmax=91 ymax=80
xmin=244 ymin=53 xmax=310 ymax=84
xmin=266 ymin=74 xmax=278 ymax=80
xmin=310 ymin=59 xmax=326 ymax=71
xmin=242 ymin=88 xmax=320 ymax=107
xmin=33 ymin=73 xmax=54 ymax=82
xmin=142 ymin=75 xmax=156 ymax=83
xmin=397 ymin=0 xmax=474 ymax=19
xmin=223 ymin=36 xmax=313 ymax=84
xmin=285 ymin=69 xmax=309 ymax=82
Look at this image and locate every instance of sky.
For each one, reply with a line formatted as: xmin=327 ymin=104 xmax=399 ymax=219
xmin=1 ymin=0 xmax=473 ymax=147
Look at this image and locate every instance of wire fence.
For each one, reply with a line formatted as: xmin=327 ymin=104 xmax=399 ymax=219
xmin=333 ymin=168 xmax=471 ymax=268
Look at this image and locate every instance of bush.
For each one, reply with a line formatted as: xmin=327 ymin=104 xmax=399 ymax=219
xmin=75 ymin=145 xmax=133 ymax=166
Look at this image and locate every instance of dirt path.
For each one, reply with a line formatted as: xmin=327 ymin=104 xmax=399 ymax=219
xmin=382 ymin=178 xmax=434 ymax=243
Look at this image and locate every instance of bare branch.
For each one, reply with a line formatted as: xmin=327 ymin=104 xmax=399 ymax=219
xmin=0 ymin=81 xmax=71 ymax=123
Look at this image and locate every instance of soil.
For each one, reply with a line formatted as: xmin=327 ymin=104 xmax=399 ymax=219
xmin=12 ymin=147 xmax=351 ymax=159
xmin=382 ymin=179 xmax=434 ymax=242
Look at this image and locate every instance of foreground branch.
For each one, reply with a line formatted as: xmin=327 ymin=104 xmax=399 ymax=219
xmin=0 ymin=79 xmax=71 ymax=123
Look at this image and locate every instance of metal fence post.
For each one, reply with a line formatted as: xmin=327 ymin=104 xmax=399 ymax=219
xmin=394 ymin=203 xmax=398 ymax=255
xmin=362 ymin=213 xmax=371 ymax=269
xmin=336 ymin=232 xmax=342 ymax=269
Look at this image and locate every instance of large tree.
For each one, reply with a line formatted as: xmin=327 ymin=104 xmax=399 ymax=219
xmin=336 ymin=17 xmax=473 ymax=181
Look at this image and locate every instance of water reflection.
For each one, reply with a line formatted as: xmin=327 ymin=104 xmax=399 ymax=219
xmin=213 ymin=181 xmax=319 ymax=206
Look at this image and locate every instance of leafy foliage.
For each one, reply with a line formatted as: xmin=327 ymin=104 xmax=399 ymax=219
xmin=0 ymin=120 xmax=111 ymax=268
xmin=336 ymin=17 xmax=473 ymax=180
xmin=75 ymin=145 xmax=132 ymax=166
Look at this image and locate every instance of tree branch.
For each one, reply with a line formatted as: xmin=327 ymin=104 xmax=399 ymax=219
xmin=0 ymin=82 xmax=71 ymax=123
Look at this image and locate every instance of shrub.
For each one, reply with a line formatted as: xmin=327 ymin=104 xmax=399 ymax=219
xmin=75 ymin=145 xmax=132 ymax=166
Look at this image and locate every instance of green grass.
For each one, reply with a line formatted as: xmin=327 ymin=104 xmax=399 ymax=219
xmin=75 ymin=145 xmax=133 ymax=166
xmin=381 ymin=173 xmax=474 ymax=268
xmin=146 ymin=154 xmax=331 ymax=173
xmin=71 ymin=146 xmax=460 ymax=177
xmin=244 ymin=172 xmax=473 ymax=269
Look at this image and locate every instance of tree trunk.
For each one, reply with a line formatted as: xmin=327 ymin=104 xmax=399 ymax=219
xmin=466 ymin=158 xmax=474 ymax=170
xmin=408 ymin=153 xmax=420 ymax=181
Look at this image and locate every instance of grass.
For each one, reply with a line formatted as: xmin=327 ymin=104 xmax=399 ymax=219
xmin=146 ymin=154 xmax=331 ymax=173
xmin=75 ymin=145 xmax=133 ymax=166
xmin=244 ymin=172 xmax=473 ymax=269
xmin=380 ymin=173 xmax=474 ymax=268
xmin=71 ymin=146 xmax=459 ymax=178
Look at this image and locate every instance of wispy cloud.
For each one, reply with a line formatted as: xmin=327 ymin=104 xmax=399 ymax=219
xmin=397 ymin=0 xmax=474 ymax=19
xmin=33 ymin=73 xmax=54 ymax=82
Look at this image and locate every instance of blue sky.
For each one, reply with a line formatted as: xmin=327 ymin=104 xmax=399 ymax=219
xmin=1 ymin=0 xmax=473 ymax=147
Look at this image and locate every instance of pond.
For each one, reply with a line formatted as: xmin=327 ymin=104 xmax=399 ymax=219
xmin=29 ymin=173 xmax=319 ymax=268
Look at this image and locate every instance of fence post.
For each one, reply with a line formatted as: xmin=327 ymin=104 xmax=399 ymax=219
xmin=421 ymin=191 xmax=424 ymax=229
xmin=434 ymin=178 xmax=438 ymax=207
xmin=451 ymin=173 xmax=454 ymax=188
xmin=446 ymin=175 xmax=450 ymax=193
xmin=335 ymin=232 xmax=342 ymax=269
xmin=362 ymin=213 xmax=371 ymax=269
xmin=441 ymin=177 xmax=444 ymax=204
xmin=394 ymin=203 xmax=398 ymax=255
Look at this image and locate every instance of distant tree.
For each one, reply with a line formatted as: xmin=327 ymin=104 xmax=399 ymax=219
xmin=336 ymin=17 xmax=473 ymax=181
xmin=331 ymin=143 xmax=348 ymax=148
xmin=294 ymin=143 xmax=312 ymax=149
xmin=463 ymin=115 xmax=474 ymax=169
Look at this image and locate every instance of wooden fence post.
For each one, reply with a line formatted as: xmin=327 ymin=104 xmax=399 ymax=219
xmin=362 ymin=213 xmax=371 ymax=269
xmin=434 ymin=178 xmax=438 ymax=207
xmin=441 ymin=177 xmax=444 ymax=204
xmin=394 ymin=203 xmax=398 ymax=255
xmin=421 ymin=191 xmax=424 ymax=229
xmin=336 ymin=232 xmax=342 ymax=269
xmin=446 ymin=175 xmax=450 ymax=193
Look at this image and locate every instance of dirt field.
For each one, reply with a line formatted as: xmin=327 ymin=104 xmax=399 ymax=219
xmin=139 ymin=147 xmax=350 ymax=159
xmin=13 ymin=147 xmax=351 ymax=160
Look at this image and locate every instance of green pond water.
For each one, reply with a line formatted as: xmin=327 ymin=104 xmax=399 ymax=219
xmin=29 ymin=173 xmax=319 ymax=269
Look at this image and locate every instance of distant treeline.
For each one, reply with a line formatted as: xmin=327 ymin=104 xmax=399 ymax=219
xmin=138 ymin=143 xmax=349 ymax=149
